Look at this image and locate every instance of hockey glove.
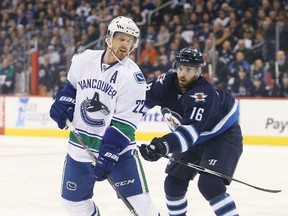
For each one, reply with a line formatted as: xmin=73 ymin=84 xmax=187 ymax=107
xmin=94 ymin=144 xmax=120 ymax=181
xmin=50 ymin=91 xmax=75 ymax=129
xmin=140 ymin=138 xmax=169 ymax=162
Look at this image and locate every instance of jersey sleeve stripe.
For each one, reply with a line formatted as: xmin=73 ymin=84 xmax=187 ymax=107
xmin=200 ymin=100 xmax=239 ymax=136
xmin=174 ymin=131 xmax=189 ymax=152
xmin=177 ymin=124 xmax=199 ymax=144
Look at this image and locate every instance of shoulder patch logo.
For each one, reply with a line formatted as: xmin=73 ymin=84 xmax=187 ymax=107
xmin=156 ymin=73 xmax=166 ymax=84
xmin=134 ymin=72 xmax=146 ymax=84
xmin=190 ymin=92 xmax=207 ymax=102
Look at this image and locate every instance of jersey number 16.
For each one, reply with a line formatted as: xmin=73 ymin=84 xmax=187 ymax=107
xmin=190 ymin=107 xmax=204 ymax=121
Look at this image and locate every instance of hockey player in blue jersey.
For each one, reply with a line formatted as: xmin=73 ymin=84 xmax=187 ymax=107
xmin=140 ymin=47 xmax=243 ymax=216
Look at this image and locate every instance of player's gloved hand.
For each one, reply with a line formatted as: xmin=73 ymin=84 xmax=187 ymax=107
xmin=50 ymin=91 xmax=75 ymax=129
xmin=94 ymin=144 xmax=120 ymax=181
xmin=140 ymin=138 xmax=169 ymax=162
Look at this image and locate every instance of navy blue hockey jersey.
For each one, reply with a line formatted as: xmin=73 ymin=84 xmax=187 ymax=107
xmin=145 ymin=72 xmax=239 ymax=153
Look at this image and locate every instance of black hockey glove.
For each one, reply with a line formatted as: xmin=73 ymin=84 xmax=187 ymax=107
xmin=140 ymin=138 xmax=169 ymax=162
xmin=94 ymin=144 xmax=120 ymax=181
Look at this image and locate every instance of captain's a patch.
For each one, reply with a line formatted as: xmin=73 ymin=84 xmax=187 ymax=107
xmin=134 ymin=72 xmax=146 ymax=84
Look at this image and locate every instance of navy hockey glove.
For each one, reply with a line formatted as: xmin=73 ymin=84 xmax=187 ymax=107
xmin=50 ymin=91 xmax=75 ymax=129
xmin=94 ymin=144 xmax=120 ymax=181
xmin=140 ymin=138 xmax=169 ymax=162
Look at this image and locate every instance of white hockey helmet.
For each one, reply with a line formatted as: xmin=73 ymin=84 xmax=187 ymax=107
xmin=107 ymin=16 xmax=140 ymax=48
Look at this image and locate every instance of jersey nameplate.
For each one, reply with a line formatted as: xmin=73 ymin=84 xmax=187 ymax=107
xmin=78 ymin=79 xmax=117 ymax=99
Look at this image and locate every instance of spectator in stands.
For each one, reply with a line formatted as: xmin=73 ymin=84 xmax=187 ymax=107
xmin=241 ymin=8 xmax=257 ymax=30
xmin=76 ymin=0 xmax=91 ymax=17
xmin=228 ymin=51 xmax=250 ymax=79
xmin=0 ymin=55 xmax=15 ymax=94
xmin=140 ymin=54 xmax=154 ymax=82
xmin=46 ymin=45 xmax=61 ymax=66
xmin=132 ymin=5 xmax=147 ymax=27
xmin=139 ymin=39 xmax=158 ymax=65
xmin=169 ymin=14 xmax=182 ymax=33
xmin=144 ymin=25 xmax=157 ymax=43
xmin=154 ymin=25 xmax=170 ymax=47
xmin=269 ymin=50 xmax=288 ymax=86
xmin=228 ymin=17 xmax=240 ymax=39
xmin=251 ymin=30 xmax=265 ymax=61
xmin=215 ymin=9 xmax=230 ymax=28
xmin=233 ymin=39 xmax=254 ymax=64
xmin=96 ymin=6 xmax=113 ymax=26
xmin=181 ymin=3 xmax=193 ymax=25
xmin=181 ymin=23 xmax=194 ymax=45
xmin=201 ymin=51 xmax=213 ymax=82
xmin=142 ymin=0 xmax=156 ymax=12
xmin=251 ymin=59 xmax=268 ymax=83
xmin=218 ymin=39 xmax=234 ymax=71
xmin=279 ymin=73 xmax=288 ymax=97
xmin=15 ymin=7 xmax=28 ymax=27
xmin=228 ymin=66 xmax=251 ymax=97
xmin=261 ymin=19 xmax=276 ymax=62
xmin=150 ymin=0 xmax=171 ymax=26
xmin=261 ymin=0 xmax=271 ymax=15
xmin=277 ymin=17 xmax=288 ymax=54
xmin=214 ymin=23 xmax=234 ymax=52
xmin=54 ymin=70 xmax=67 ymax=93
xmin=204 ymin=38 xmax=216 ymax=58
xmin=211 ymin=77 xmax=226 ymax=90
xmin=84 ymin=24 xmax=100 ymax=45
xmin=256 ymin=8 xmax=267 ymax=29
xmin=158 ymin=45 xmax=169 ymax=69
xmin=199 ymin=21 xmax=213 ymax=42
xmin=249 ymin=73 xmax=271 ymax=97
xmin=172 ymin=32 xmax=189 ymax=51
xmin=151 ymin=55 xmax=165 ymax=78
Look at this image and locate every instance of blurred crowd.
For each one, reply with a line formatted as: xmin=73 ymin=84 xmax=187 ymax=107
xmin=0 ymin=0 xmax=288 ymax=97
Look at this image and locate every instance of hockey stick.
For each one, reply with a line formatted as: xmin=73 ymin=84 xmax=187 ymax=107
xmin=66 ymin=121 xmax=139 ymax=216
xmin=162 ymin=154 xmax=281 ymax=193
xmin=139 ymin=144 xmax=281 ymax=193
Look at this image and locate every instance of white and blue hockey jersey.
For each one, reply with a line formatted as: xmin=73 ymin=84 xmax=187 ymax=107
xmin=66 ymin=49 xmax=146 ymax=162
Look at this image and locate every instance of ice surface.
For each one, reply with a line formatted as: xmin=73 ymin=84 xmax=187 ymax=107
xmin=0 ymin=136 xmax=287 ymax=216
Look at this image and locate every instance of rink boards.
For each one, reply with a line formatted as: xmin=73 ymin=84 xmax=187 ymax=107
xmin=0 ymin=96 xmax=287 ymax=146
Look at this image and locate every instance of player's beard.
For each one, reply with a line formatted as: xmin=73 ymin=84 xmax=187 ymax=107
xmin=114 ymin=47 xmax=129 ymax=60
xmin=177 ymin=76 xmax=197 ymax=93
xmin=178 ymin=77 xmax=194 ymax=88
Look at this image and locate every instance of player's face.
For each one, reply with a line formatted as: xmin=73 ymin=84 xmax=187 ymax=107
xmin=111 ymin=33 xmax=135 ymax=60
xmin=176 ymin=65 xmax=199 ymax=89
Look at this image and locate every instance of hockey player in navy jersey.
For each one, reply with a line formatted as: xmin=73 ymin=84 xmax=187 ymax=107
xmin=50 ymin=16 xmax=160 ymax=216
xmin=140 ymin=48 xmax=243 ymax=216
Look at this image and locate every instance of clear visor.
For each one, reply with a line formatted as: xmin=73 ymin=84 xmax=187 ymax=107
xmin=176 ymin=65 xmax=200 ymax=74
xmin=113 ymin=32 xmax=137 ymax=47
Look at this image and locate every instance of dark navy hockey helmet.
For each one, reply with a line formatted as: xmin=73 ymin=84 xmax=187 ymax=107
xmin=173 ymin=48 xmax=204 ymax=69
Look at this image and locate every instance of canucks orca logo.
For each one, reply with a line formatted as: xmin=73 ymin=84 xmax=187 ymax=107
xmin=80 ymin=92 xmax=110 ymax=127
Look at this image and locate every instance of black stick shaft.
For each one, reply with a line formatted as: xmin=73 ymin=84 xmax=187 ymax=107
xmin=163 ymin=155 xmax=281 ymax=193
